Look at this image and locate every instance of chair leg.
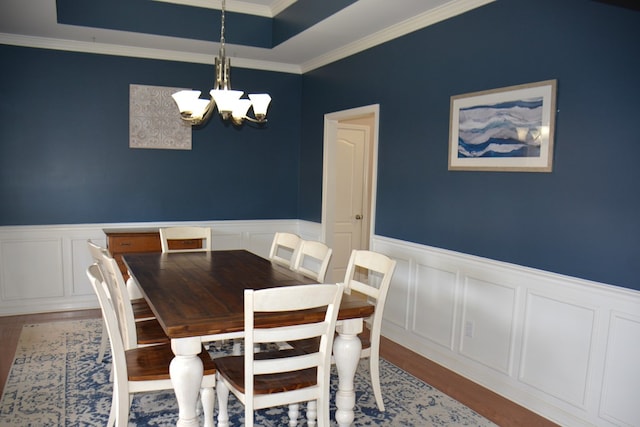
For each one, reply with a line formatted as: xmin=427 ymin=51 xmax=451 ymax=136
xmin=200 ymin=386 xmax=215 ymax=427
xmin=97 ymin=319 xmax=108 ymax=363
xmin=317 ymin=394 xmax=330 ymax=427
xmin=232 ymin=340 xmax=242 ymax=356
xmin=287 ymin=403 xmax=299 ymax=427
xmin=107 ymin=389 xmax=116 ymax=427
xmin=306 ymin=400 xmax=317 ymax=427
xmin=216 ymin=377 xmax=230 ymax=427
xmin=107 ymin=379 xmax=131 ymax=427
xmin=370 ymin=355 xmax=385 ymax=411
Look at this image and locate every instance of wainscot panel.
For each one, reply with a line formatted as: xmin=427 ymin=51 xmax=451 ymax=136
xmin=0 ymin=220 xmax=310 ymax=316
xmin=372 ymin=235 xmax=640 ymax=427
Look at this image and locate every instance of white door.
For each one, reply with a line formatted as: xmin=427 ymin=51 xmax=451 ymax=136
xmin=322 ymin=105 xmax=379 ymax=283
xmin=331 ymin=123 xmax=370 ymax=281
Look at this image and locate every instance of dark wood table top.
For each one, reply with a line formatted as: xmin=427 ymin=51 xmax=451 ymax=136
xmin=124 ymin=250 xmax=375 ymax=339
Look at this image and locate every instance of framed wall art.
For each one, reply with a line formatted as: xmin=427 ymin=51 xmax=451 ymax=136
xmin=448 ymin=79 xmax=557 ymax=172
xmin=129 ymin=84 xmax=192 ymax=150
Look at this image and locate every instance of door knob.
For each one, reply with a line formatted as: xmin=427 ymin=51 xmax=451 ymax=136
xmin=355 ymin=214 xmax=363 ymax=220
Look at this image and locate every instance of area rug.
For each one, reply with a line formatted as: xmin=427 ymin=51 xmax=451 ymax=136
xmin=0 ymin=319 xmax=496 ymax=426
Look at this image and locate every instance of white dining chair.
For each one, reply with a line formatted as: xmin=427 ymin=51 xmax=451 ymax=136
xmin=291 ymin=239 xmax=333 ymax=282
xmin=288 ymin=249 xmax=396 ymax=411
xmin=268 ymin=232 xmax=301 ymax=268
xmin=342 ymin=249 xmax=396 ymax=411
xmin=214 ymin=283 xmax=344 ymax=427
xmin=86 ymin=264 xmax=217 ymax=427
xmin=88 ymin=240 xmax=156 ymax=363
xmin=159 ymin=226 xmax=212 ymax=253
xmin=93 ymin=244 xmax=169 ymax=349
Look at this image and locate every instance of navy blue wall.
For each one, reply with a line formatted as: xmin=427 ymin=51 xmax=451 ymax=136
xmin=300 ymin=0 xmax=640 ymax=291
xmin=1 ymin=0 xmax=639 ymax=291
xmin=0 ymin=46 xmax=302 ymax=224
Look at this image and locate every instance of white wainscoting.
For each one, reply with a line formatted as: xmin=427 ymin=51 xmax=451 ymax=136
xmin=2 ymin=222 xmax=638 ymax=425
xmin=0 ymin=220 xmax=316 ymax=316
xmin=372 ymin=236 xmax=640 ymax=427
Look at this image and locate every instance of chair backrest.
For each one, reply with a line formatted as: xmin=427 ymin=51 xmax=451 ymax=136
xmin=268 ymin=232 xmax=301 ymax=268
xmin=88 ymin=239 xmax=145 ymax=300
xmin=159 ymin=226 xmax=212 ymax=253
xmin=244 ymin=283 xmax=344 ymax=415
xmin=291 ymin=240 xmax=333 ymax=282
xmin=342 ymin=249 xmax=396 ymax=342
xmin=92 ymin=247 xmax=139 ymax=350
xmin=88 ymin=240 xmax=111 ymax=275
xmin=86 ymin=264 xmax=129 ymax=395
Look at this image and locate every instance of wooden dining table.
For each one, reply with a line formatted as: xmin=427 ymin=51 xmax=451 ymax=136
xmin=124 ymin=249 xmax=375 ymax=427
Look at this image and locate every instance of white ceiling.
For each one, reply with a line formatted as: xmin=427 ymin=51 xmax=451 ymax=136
xmin=0 ymin=0 xmax=494 ymax=74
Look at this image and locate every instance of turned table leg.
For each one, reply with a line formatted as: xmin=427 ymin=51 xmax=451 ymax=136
xmin=333 ymin=318 xmax=363 ymax=427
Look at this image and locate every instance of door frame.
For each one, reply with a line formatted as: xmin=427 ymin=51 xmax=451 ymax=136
xmin=321 ymin=104 xmax=380 ymax=252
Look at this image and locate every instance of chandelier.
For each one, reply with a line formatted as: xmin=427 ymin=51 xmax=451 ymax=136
xmin=171 ymin=0 xmax=271 ymax=126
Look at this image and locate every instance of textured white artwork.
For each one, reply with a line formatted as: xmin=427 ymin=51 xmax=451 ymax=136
xmin=129 ymin=84 xmax=192 ymax=150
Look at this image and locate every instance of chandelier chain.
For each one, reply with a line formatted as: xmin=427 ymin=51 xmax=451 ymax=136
xmin=220 ymin=0 xmax=226 ymax=48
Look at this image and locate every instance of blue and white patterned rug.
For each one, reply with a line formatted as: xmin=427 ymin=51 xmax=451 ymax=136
xmin=0 ymin=319 xmax=496 ymax=426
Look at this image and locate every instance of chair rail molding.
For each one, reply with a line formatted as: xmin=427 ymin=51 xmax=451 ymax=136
xmin=371 ymin=235 xmax=640 ymax=427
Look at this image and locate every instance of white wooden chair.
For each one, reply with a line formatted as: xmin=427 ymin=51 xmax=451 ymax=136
xmin=342 ymin=249 xmax=396 ymax=411
xmin=159 ymin=226 xmax=212 ymax=253
xmin=268 ymin=232 xmax=301 ymax=268
xmin=88 ymin=240 xmax=156 ymax=363
xmin=92 ymin=244 xmax=169 ymax=349
xmin=291 ymin=240 xmax=333 ymax=282
xmin=214 ymin=283 xmax=344 ymax=427
xmin=86 ymin=264 xmax=216 ymax=427
xmin=288 ymin=249 xmax=396 ymax=411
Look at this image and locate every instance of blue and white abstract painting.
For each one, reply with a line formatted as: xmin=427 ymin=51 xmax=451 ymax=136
xmin=448 ymin=80 xmax=556 ymax=172
xmin=457 ymin=98 xmax=543 ymax=158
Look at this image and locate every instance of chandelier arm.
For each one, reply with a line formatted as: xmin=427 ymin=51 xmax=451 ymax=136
xmin=177 ymin=98 xmax=215 ymax=126
xmin=241 ymin=115 xmax=267 ymax=124
xmin=198 ymin=98 xmax=216 ymax=123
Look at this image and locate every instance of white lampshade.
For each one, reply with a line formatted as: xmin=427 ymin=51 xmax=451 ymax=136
xmin=188 ymin=99 xmax=212 ymax=120
xmin=231 ymin=99 xmax=252 ymax=121
xmin=210 ymin=89 xmax=243 ymax=113
xmin=172 ymin=90 xmax=201 ymax=112
xmin=248 ymin=93 xmax=272 ymax=117
xmin=171 ymin=90 xmax=212 ymax=120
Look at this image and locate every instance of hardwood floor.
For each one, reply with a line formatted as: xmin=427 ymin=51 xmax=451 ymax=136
xmin=0 ymin=309 xmax=557 ymax=427
xmin=379 ymin=336 xmax=557 ymax=427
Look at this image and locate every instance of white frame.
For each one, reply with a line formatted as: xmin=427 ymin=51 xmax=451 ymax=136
xmin=449 ymin=80 xmax=557 ymax=172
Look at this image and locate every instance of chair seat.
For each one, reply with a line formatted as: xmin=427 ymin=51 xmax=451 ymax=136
xmin=135 ymin=318 xmax=170 ymax=346
xmin=126 ymin=343 xmax=216 ymax=381
xmin=214 ymin=349 xmax=317 ymax=394
xmin=131 ymin=298 xmax=155 ymax=320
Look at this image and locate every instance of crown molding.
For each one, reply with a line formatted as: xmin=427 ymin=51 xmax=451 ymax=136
xmin=0 ymin=33 xmax=302 ymax=74
xmin=269 ymin=0 xmax=297 ymax=16
xmin=152 ymin=0 xmax=297 ymax=17
xmin=300 ymin=0 xmax=495 ymax=73
xmin=0 ymin=0 xmax=492 ymax=76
